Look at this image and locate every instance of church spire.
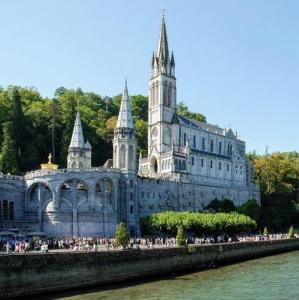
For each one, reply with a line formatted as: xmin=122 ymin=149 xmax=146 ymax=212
xmin=69 ymin=111 xmax=85 ymax=149
xmin=67 ymin=111 xmax=92 ymax=169
xmin=116 ymin=79 xmax=134 ymax=130
xmin=156 ymin=12 xmax=169 ymax=62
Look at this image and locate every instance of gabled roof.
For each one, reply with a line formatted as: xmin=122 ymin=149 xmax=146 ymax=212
xmin=178 ymin=115 xmax=225 ymax=135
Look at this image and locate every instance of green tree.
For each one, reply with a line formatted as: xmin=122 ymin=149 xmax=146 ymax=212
xmin=254 ymin=153 xmax=298 ymax=194
xmin=263 ymin=226 xmax=269 ymax=237
xmin=176 ymin=225 xmax=186 ymax=246
xmin=0 ymin=122 xmax=19 ymax=174
xmin=115 ymin=222 xmax=129 ymax=249
xmin=206 ymin=198 xmax=236 ymax=213
xmin=177 ymin=102 xmax=206 ymax=123
xmin=288 ymin=225 xmax=295 ymax=238
xmin=10 ymin=88 xmax=25 ymax=167
xmin=237 ymin=199 xmax=261 ymax=223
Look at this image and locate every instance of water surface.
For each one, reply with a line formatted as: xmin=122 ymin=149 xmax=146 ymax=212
xmin=32 ymin=251 xmax=299 ymax=300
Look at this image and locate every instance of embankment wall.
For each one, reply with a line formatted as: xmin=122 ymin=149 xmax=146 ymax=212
xmin=1 ymin=239 xmax=299 ymax=299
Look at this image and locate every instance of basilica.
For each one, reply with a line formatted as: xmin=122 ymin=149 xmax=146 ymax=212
xmin=0 ymin=15 xmax=259 ymax=237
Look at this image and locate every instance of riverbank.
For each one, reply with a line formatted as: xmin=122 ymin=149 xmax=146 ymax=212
xmin=1 ymin=239 xmax=299 ymax=299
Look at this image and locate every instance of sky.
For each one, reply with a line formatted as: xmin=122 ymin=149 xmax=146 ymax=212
xmin=0 ymin=0 xmax=299 ymax=154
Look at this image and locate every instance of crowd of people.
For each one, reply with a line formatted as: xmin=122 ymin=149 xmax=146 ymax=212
xmin=0 ymin=232 xmax=296 ymax=254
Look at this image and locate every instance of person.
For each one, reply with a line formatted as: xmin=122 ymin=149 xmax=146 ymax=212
xmin=6 ymin=241 xmax=12 ymax=254
xmin=25 ymin=241 xmax=30 ymax=253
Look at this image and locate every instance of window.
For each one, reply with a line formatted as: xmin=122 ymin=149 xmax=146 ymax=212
xmin=210 ymin=160 xmax=213 ymax=168
xmin=193 ymin=135 xmax=196 ymax=148
xmin=130 ymin=180 xmax=133 ymax=188
xmin=183 ymin=133 xmax=187 ymax=146
xmin=130 ymin=192 xmax=134 ymax=201
xmin=201 ymin=159 xmax=204 ymax=167
xmin=9 ymin=202 xmax=14 ymax=221
xmin=219 ymin=162 xmax=222 ymax=170
xmin=2 ymin=200 xmax=8 ymax=221
xmin=182 ymin=161 xmax=186 ymax=170
xmin=191 ymin=157 xmax=194 ymax=165
xmin=227 ymin=164 xmax=230 ymax=171
xmin=219 ymin=141 xmax=222 ymax=154
xmin=130 ymin=205 xmax=134 ymax=214
xmin=210 ymin=140 xmax=214 ymax=152
xmin=202 ymin=138 xmax=205 ymax=150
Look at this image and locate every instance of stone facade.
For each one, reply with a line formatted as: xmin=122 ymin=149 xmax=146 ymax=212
xmin=0 ymin=14 xmax=259 ymax=237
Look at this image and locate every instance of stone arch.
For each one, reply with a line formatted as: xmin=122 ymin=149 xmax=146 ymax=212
xmin=120 ymin=144 xmax=126 ymax=169
xmin=72 ymin=161 xmax=77 ymax=168
xmin=150 ymin=156 xmax=158 ymax=174
xmin=95 ymin=178 xmax=115 ymax=212
xmin=60 ymin=178 xmax=89 ymax=210
xmin=26 ymin=182 xmax=54 ymax=212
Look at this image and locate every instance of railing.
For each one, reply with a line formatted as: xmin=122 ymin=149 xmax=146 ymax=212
xmin=0 ymin=174 xmax=24 ymax=181
xmin=24 ymin=167 xmax=121 ymax=179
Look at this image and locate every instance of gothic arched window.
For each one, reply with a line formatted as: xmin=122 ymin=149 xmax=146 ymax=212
xmin=2 ymin=200 xmax=8 ymax=221
xmin=9 ymin=202 xmax=14 ymax=221
xmin=120 ymin=144 xmax=126 ymax=169
xmin=128 ymin=145 xmax=134 ymax=170
xmin=163 ymin=126 xmax=171 ymax=145
xmin=163 ymin=81 xmax=168 ymax=106
xmin=168 ymin=82 xmax=172 ymax=107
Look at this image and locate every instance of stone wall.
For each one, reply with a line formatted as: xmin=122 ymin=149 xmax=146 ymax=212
xmin=1 ymin=239 xmax=299 ymax=299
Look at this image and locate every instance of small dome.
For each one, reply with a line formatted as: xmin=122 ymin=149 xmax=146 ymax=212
xmin=84 ymin=140 xmax=92 ymax=150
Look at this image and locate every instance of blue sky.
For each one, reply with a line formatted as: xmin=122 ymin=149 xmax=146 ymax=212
xmin=0 ymin=0 xmax=298 ymax=154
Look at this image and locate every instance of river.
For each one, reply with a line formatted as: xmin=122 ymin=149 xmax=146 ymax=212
xmin=32 ymin=251 xmax=299 ymax=300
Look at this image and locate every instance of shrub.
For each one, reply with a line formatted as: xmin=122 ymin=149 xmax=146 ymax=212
xmin=263 ymin=226 xmax=269 ymax=237
xmin=115 ymin=222 xmax=129 ymax=249
xmin=288 ymin=225 xmax=295 ymax=238
xmin=176 ymin=225 xmax=186 ymax=246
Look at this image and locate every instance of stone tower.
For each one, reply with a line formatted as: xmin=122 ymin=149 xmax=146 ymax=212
xmin=113 ymin=80 xmax=137 ymax=172
xmin=67 ymin=111 xmax=92 ymax=169
xmin=148 ymin=13 xmax=177 ymax=173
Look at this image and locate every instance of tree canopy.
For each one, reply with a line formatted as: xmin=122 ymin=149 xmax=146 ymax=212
xmin=0 ymin=86 xmax=206 ymax=174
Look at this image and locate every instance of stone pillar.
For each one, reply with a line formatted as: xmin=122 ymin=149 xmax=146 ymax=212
xmin=53 ymin=187 xmax=60 ymax=212
xmin=88 ymin=185 xmax=96 ymax=212
xmin=37 ymin=184 xmax=44 ymax=231
xmin=72 ymin=209 xmax=78 ymax=237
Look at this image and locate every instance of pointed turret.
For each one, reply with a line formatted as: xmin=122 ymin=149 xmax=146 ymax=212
xmin=170 ymin=51 xmax=175 ymax=66
xmin=156 ymin=12 xmax=169 ymax=62
xmin=113 ymin=80 xmax=137 ymax=172
xmin=69 ymin=112 xmax=85 ymax=149
xmin=67 ymin=111 xmax=92 ymax=169
xmin=116 ymin=79 xmax=134 ymax=131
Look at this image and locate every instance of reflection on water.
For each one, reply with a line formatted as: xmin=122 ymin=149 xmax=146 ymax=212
xmin=30 ymin=251 xmax=299 ymax=300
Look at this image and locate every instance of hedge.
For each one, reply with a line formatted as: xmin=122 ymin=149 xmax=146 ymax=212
xmin=141 ymin=211 xmax=256 ymax=235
